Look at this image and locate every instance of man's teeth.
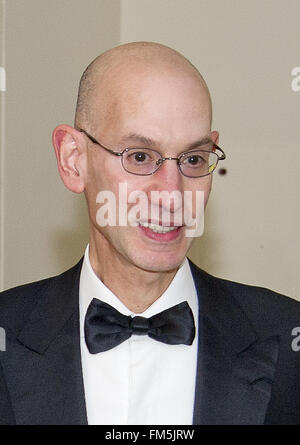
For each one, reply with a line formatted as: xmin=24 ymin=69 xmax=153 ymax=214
xmin=139 ymin=222 xmax=178 ymax=233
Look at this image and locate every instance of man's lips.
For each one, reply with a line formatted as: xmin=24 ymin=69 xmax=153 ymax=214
xmin=138 ymin=222 xmax=184 ymax=241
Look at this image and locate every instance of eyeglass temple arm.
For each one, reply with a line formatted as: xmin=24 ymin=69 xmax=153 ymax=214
xmin=77 ymin=128 xmax=122 ymax=156
xmin=214 ymin=144 xmax=226 ymax=160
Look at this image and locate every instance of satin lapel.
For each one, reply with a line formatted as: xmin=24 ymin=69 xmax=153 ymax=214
xmin=1 ymin=259 xmax=88 ymax=425
xmin=189 ymin=261 xmax=280 ymax=425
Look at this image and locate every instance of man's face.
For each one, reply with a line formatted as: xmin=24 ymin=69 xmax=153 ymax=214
xmin=84 ymin=64 xmax=215 ymax=272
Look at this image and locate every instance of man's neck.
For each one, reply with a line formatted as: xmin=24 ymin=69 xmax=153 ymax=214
xmin=88 ymin=239 xmax=178 ymax=314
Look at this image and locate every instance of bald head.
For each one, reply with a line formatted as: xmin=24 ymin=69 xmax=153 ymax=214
xmin=74 ymin=42 xmax=212 ymax=131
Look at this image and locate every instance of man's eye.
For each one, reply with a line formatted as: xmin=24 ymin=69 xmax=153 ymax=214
xmin=185 ymin=154 xmax=205 ymax=166
xmin=128 ymin=151 xmax=150 ymax=163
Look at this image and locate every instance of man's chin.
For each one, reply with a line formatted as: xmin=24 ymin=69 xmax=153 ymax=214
xmin=131 ymin=254 xmax=186 ymax=274
xmin=126 ymin=238 xmax=193 ymax=274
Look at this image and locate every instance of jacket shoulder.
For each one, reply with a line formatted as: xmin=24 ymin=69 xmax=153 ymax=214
xmin=189 ymin=259 xmax=299 ymax=306
xmin=0 ymin=259 xmax=83 ymax=332
xmin=188 ymin=259 xmax=300 ymax=333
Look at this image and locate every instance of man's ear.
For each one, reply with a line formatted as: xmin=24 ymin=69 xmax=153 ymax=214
xmin=210 ymin=130 xmax=219 ymax=145
xmin=52 ymin=124 xmax=86 ymax=193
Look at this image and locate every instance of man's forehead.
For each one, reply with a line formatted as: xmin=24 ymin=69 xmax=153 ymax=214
xmin=89 ymin=65 xmax=212 ymax=145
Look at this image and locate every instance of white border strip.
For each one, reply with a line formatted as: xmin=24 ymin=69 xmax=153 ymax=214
xmin=0 ymin=0 xmax=6 ymax=290
xmin=0 ymin=67 xmax=5 ymax=92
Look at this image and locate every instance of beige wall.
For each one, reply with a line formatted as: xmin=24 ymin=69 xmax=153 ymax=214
xmin=1 ymin=0 xmax=299 ymax=301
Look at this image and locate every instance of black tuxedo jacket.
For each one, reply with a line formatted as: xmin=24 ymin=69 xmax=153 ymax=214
xmin=0 ymin=259 xmax=299 ymax=425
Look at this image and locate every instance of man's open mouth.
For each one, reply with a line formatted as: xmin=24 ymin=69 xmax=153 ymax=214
xmin=139 ymin=222 xmax=180 ymax=233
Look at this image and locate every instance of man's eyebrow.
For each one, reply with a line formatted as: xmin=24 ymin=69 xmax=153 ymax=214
xmin=185 ymin=137 xmax=212 ymax=150
xmin=119 ymin=133 xmax=157 ymax=146
xmin=119 ymin=133 xmax=212 ymax=149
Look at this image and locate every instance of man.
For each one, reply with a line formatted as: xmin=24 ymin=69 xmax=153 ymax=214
xmin=0 ymin=42 xmax=299 ymax=425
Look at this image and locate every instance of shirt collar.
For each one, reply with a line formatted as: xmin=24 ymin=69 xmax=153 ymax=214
xmin=79 ymin=244 xmax=198 ymax=330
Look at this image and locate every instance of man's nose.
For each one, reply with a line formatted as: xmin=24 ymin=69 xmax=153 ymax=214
xmin=145 ymin=159 xmax=184 ymax=213
xmin=153 ymin=158 xmax=183 ymax=190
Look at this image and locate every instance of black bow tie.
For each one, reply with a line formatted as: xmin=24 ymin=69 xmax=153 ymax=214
xmin=84 ymin=299 xmax=195 ymax=354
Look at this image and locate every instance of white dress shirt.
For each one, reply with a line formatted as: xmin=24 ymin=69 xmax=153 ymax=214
xmin=79 ymin=245 xmax=198 ymax=425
